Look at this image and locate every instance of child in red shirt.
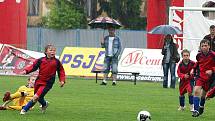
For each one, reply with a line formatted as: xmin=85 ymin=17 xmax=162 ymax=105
xmin=177 ymin=49 xmax=195 ymax=111
xmin=20 ymin=44 xmax=66 ymax=115
xmin=191 ymin=39 xmax=215 ymax=117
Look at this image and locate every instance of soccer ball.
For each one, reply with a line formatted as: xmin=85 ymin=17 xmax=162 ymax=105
xmin=137 ymin=110 xmax=151 ymax=121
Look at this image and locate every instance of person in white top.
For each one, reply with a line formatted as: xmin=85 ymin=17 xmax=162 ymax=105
xmin=100 ymin=27 xmax=122 ymax=86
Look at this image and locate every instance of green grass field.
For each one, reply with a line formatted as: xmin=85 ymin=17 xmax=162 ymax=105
xmin=0 ymin=75 xmax=215 ymax=121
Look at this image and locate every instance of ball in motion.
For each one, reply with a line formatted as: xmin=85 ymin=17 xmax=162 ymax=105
xmin=137 ymin=110 xmax=151 ymax=121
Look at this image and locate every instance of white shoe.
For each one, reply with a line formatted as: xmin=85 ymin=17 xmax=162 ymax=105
xmin=190 ymin=104 xmax=194 ymax=112
xmin=20 ymin=109 xmax=26 ymax=115
xmin=41 ymin=101 xmax=49 ymax=113
xmin=178 ymin=106 xmax=185 ymax=111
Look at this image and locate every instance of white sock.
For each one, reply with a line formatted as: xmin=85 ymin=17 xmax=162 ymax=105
xmin=103 ymin=80 xmax=107 ymax=83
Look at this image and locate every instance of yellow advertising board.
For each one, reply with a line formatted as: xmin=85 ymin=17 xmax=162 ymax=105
xmin=60 ymin=47 xmax=105 ymax=76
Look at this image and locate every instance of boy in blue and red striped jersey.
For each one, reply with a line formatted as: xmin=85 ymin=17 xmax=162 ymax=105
xmin=177 ymin=49 xmax=195 ymax=112
xmin=190 ymin=39 xmax=215 ymax=117
xmin=19 ymin=44 xmax=66 ymax=115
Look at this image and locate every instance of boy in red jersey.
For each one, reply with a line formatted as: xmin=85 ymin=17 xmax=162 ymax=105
xmin=191 ymin=39 xmax=215 ymax=117
xmin=19 ymin=44 xmax=66 ymax=115
xmin=177 ymin=49 xmax=195 ymax=111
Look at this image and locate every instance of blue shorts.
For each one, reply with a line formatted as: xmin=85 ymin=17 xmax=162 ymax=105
xmin=103 ymin=56 xmax=118 ymax=74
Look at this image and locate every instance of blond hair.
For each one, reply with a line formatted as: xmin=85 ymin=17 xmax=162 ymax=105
xmin=44 ymin=44 xmax=56 ymax=52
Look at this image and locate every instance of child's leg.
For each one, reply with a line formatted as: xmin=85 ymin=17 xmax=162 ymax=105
xmin=7 ymin=106 xmax=23 ymax=110
xmin=188 ymin=94 xmax=193 ymax=105
xmin=193 ymin=86 xmax=201 ymax=111
xmin=37 ymin=86 xmax=50 ymax=113
xmin=38 ymin=89 xmax=50 ymax=107
xmin=179 ymin=95 xmax=185 ymax=107
xmin=188 ymin=92 xmax=194 ymax=111
xmin=38 ymin=97 xmax=47 ymax=107
xmin=198 ymin=90 xmax=206 ymax=115
xmin=187 ymin=84 xmax=194 ymax=105
xmin=199 ymin=90 xmax=206 ymax=107
xmin=188 ymin=79 xmax=194 ymax=111
xmin=22 ymin=85 xmax=47 ymax=112
xmin=22 ymin=95 xmax=39 ymax=112
xmin=2 ymin=100 xmax=12 ymax=107
xmin=179 ymin=82 xmax=186 ymax=109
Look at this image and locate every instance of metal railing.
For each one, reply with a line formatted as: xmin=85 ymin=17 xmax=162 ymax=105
xmin=27 ymin=27 xmax=147 ymax=56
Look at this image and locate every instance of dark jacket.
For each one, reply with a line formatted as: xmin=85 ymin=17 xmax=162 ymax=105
xmin=203 ymin=34 xmax=215 ymax=51
xmin=161 ymin=43 xmax=180 ymax=64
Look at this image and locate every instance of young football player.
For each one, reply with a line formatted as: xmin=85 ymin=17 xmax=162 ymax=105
xmin=177 ymin=49 xmax=195 ymax=111
xmin=0 ymin=75 xmax=36 ymax=110
xmin=190 ymin=39 xmax=215 ymax=117
xmin=19 ymin=44 xmax=66 ymax=115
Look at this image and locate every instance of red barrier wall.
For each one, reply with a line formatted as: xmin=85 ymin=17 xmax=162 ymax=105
xmin=0 ymin=0 xmax=27 ymax=49
xmin=147 ymin=0 xmax=168 ymax=49
xmin=171 ymin=0 xmax=184 ymax=49
xmin=147 ymin=0 xmax=184 ymax=49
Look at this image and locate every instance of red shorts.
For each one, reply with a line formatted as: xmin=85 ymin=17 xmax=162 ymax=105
xmin=179 ymin=81 xmax=193 ymax=95
xmin=195 ymin=78 xmax=212 ymax=92
xmin=34 ymin=83 xmax=50 ymax=97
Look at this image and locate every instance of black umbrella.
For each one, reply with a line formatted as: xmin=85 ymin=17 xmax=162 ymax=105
xmin=88 ymin=16 xmax=122 ymax=29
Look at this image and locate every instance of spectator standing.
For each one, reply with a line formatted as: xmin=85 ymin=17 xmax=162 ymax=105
xmin=203 ymin=25 xmax=215 ymax=51
xmin=161 ymin=34 xmax=180 ymax=88
xmin=100 ymin=27 xmax=122 ymax=86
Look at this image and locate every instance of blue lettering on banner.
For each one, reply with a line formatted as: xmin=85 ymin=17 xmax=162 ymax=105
xmin=71 ymin=55 xmax=83 ymax=68
xmin=61 ymin=54 xmax=96 ymax=69
xmin=61 ymin=54 xmax=72 ymax=64
xmin=82 ymin=55 xmax=95 ymax=68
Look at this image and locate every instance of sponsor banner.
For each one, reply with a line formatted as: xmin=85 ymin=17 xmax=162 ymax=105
xmin=118 ymin=48 xmax=163 ymax=78
xmin=91 ymin=51 xmax=105 ymax=72
xmin=60 ymin=47 xmax=105 ymax=76
xmin=0 ymin=44 xmax=35 ymax=75
xmin=117 ymin=74 xmax=163 ymax=82
xmin=60 ymin=47 xmax=165 ymax=81
xmin=117 ymin=48 xmax=198 ymax=81
xmin=0 ymin=44 xmax=45 ymax=75
xmin=184 ymin=0 xmax=215 ymax=50
xmin=60 ymin=47 xmax=199 ymax=81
